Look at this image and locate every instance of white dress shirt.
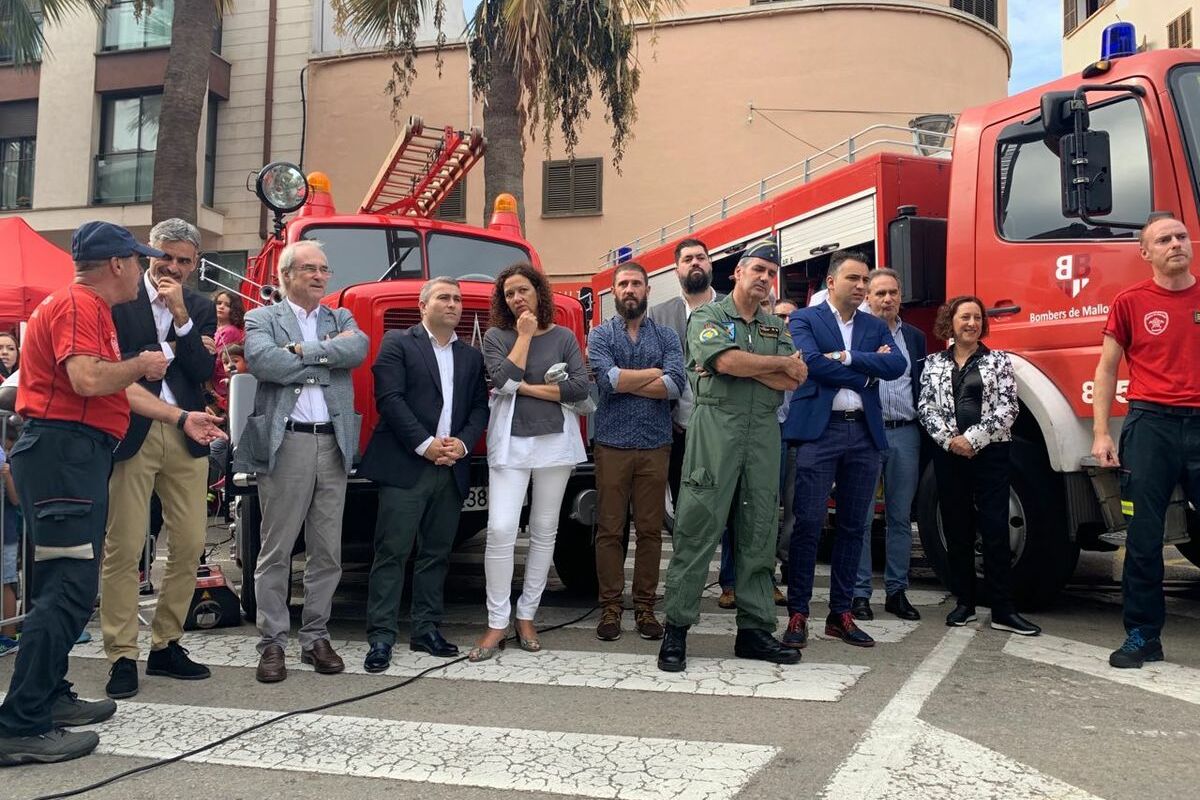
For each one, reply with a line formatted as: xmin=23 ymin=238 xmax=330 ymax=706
xmin=143 ymin=271 xmax=193 ymax=406
xmin=415 ymin=324 xmax=461 ymax=457
xmin=286 ymin=298 xmax=330 ymax=423
xmin=827 ymin=299 xmax=864 ymax=412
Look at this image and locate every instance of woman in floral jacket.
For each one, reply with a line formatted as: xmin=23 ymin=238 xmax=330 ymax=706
xmin=918 ymin=295 xmax=1041 ymax=637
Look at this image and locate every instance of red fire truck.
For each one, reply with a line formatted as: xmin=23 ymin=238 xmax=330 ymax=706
xmin=209 ymin=119 xmax=598 ymax=618
xmin=588 ymin=30 xmax=1200 ymax=604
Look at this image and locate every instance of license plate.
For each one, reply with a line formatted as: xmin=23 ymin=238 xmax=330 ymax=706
xmin=463 ymin=485 xmax=489 ymax=511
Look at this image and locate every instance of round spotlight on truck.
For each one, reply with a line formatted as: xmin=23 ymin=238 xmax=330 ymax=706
xmin=255 ymin=162 xmax=309 ymax=214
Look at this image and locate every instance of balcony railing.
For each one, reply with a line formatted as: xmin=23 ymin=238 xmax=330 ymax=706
xmin=94 ymin=151 xmax=155 ymax=205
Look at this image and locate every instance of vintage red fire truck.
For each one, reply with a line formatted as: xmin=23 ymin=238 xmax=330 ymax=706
xmin=588 ymin=28 xmax=1200 ymax=604
xmin=209 ymin=119 xmax=598 ymax=617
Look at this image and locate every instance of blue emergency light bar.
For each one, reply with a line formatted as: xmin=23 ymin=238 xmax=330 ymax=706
xmin=1100 ymin=21 xmax=1137 ymax=60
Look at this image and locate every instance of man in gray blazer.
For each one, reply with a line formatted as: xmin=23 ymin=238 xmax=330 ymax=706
xmin=235 ymin=239 xmax=368 ymax=683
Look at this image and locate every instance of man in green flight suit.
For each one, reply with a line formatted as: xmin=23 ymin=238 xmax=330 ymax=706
xmin=657 ymin=237 xmax=808 ymax=672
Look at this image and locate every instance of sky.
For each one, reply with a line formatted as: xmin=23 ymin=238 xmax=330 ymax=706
xmin=461 ymin=0 xmax=1064 ymax=96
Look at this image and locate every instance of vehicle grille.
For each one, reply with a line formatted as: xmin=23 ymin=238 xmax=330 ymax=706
xmin=382 ymin=306 xmax=491 ymax=348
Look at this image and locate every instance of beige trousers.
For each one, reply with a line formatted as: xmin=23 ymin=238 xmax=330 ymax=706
xmin=101 ymin=420 xmax=208 ymax=661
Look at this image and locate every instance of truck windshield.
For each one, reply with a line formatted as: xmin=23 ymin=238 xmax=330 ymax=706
xmin=298 ymin=226 xmax=529 ymax=291
xmin=1170 ymin=65 xmax=1200 ymax=209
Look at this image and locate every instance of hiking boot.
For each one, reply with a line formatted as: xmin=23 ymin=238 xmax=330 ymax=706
xmin=634 ymin=607 xmax=664 ymax=640
xmin=1109 ymin=629 xmax=1164 ymax=669
xmin=146 ymin=640 xmax=211 ymax=680
xmin=596 ymin=606 xmax=623 ymax=641
xmin=656 ymin=624 xmax=688 ymax=672
xmin=51 ymin=686 xmax=117 ymax=727
xmin=781 ymin=612 xmax=808 ymax=649
xmin=0 ymin=728 xmax=99 ymax=766
xmin=734 ymin=628 xmax=802 ymax=664
xmin=717 ymin=589 xmax=736 ymax=609
xmin=105 ymin=657 xmax=138 ymax=699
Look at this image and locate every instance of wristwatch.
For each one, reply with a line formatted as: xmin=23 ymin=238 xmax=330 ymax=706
xmin=831 ymin=350 xmax=846 ymax=362
xmin=176 ymin=410 xmax=190 ymax=430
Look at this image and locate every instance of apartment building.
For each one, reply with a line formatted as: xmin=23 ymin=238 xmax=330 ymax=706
xmin=1063 ymin=1 xmax=1197 ymax=74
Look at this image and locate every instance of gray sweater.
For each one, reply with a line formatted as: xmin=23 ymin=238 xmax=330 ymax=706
xmin=482 ymin=325 xmax=590 ymax=437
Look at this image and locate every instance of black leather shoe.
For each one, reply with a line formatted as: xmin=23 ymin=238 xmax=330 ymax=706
xmin=105 ymin=657 xmax=139 ymax=699
xmin=825 ymin=611 xmax=876 ymax=647
xmin=364 ymin=642 xmax=393 ymax=673
xmin=945 ymin=604 xmax=977 ymax=627
xmin=990 ymin=610 xmax=1041 ymax=636
xmin=657 ymin=623 xmax=688 ymax=672
xmin=146 ymin=640 xmax=211 ymax=680
xmin=410 ymin=629 xmax=460 ymax=658
xmin=850 ymin=596 xmax=874 ymax=621
xmin=734 ymin=628 xmax=802 ymax=664
xmin=884 ymin=591 xmax=921 ymax=621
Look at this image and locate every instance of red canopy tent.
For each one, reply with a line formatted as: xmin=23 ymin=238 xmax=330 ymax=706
xmin=0 ymin=217 xmax=74 ymax=323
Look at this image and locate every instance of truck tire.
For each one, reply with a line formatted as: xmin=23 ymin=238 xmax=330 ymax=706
xmin=916 ymin=438 xmax=1077 ymax=609
xmin=237 ymin=495 xmax=262 ymax=621
xmin=552 ymin=481 xmax=628 ymax=597
xmin=1176 ymin=507 xmax=1200 ymax=568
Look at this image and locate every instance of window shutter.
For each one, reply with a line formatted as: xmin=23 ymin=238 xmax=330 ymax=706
xmin=542 ymin=158 xmax=603 ymax=217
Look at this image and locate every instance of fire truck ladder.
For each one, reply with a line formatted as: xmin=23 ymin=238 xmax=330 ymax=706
xmin=359 ymin=116 xmax=485 ymax=217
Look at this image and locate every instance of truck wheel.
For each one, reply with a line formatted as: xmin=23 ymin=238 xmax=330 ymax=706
xmin=237 ymin=495 xmax=262 ymax=621
xmin=1175 ymin=507 xmax=1200 ymax=568
xmin=552 ymin=483 xmax=629 ymax=597
xmin=916 ymin=438 xmax=1077 ymax=609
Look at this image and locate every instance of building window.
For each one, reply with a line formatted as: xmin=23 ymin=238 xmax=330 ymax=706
xmin=0 ymin=5 xmax=42 ymax=64
xmin=950 ymin=0 xmax=997 ymax=26
xmin=434 ymin=179 xmax=467 ymax=222
xmin=1169 ymin=11 xmax=1193 ymax=49
xmin=204 ymin=97 xmax=218 ymax=207
xmin=1064 ymin=0 xmax=1113 ymax=36
xmin=997 ymin=96 xmax=1150 ymax=241
xmin=102 ymin=0 xmax=173 ymax=52
xmin=542 ymin=158 xmax=603 ymax=217
xmin=94 ymin=93 xmax=160 ymax=205
xmin=0 ymin=138 xmax=35 ymax=210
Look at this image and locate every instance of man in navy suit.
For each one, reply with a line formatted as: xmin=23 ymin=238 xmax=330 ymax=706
xmin=781 ymin=251 xmax=906 ymax=649
xmin=850 ymin=268 xmax=926 ymax=623
xmin=357 ymin=277 xmax=489 ymax=671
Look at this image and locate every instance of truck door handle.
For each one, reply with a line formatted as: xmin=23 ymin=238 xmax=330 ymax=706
xmin=987 ymin=305 xmax=1021 ymax=317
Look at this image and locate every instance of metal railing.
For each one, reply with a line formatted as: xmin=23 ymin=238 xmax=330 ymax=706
xmin=596 ymin=122 xmax=955 ymax=267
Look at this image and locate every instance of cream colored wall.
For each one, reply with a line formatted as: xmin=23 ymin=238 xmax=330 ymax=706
xmin=305 ymin=1 xmax=1009 ymax=280
xmin=1063 ymin=0 xmax=1199 ymax=75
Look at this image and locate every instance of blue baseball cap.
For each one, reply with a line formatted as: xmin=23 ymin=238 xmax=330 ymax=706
xmin=71 ymin=221 xmax=165 ymax=262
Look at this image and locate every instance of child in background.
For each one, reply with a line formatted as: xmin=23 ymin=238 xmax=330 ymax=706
xmin=0 ymin=416 xmax=23 ymax=656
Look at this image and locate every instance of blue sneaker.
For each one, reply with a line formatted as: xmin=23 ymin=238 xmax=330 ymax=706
xmin=1109 ymin=629 xmax=1164 ymax=669
xmin=74 ymin=629 xmax=92 ymax=646
xmin=0 ymin=634 xmax=18 ymax=657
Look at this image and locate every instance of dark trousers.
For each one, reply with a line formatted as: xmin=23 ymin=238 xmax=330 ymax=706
xmin=1119 ymin=404 xmax=1200 ymax=639
xmin=365 ymin=468 xmax=462 ymax=644
xmin=594 ymin=443 xmax=670 ymax=607
xmin=788 ymin=419 xmax=882 ymax=615
xmin=932 ymin=442 xmax=1012 ymax=612
xmin=0 ymin=420 xmax=115 ymax=737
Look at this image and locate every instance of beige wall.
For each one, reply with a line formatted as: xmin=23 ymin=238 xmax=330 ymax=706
xmin=1064 ymin=1 xmax=1198 ymax=75
xmin=305 ymin=1 xmax=1009 ymax=280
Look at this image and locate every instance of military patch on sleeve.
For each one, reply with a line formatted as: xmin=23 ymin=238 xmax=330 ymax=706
xmin=725 ymin=322 xmax=737 ymax=341
xmin=699 ymin=322 xmax=724 ymax=342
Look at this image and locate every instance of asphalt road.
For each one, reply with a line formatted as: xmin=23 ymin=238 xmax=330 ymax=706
xmin=2 ymin=528 xmax=1199 ymax=800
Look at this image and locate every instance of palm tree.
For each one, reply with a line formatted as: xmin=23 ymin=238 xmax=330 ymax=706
xmin=331 ymin=0 xmax=678 ymax=227
xmin=0 ymin=0 xmax=106 ymax=65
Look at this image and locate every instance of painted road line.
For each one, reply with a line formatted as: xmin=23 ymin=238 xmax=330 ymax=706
xmin=822 ymin=628 xmax=1105 ymax=800
xmin=1073 ymin=590 xmax=1200 ymax=621
xmin=72 ymin=633 xmax=867 ymax=701
xmin=69 ymin=699 xmax=778 ymax=799
xmin=1004 ymin=634 xmax=1200 ymax=707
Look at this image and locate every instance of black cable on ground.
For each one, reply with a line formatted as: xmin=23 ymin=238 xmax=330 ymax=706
xmin=32 ymin=603 xmax=606 ymax=800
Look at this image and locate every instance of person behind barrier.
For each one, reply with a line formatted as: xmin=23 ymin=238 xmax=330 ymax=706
xmin=470 ymin=263 xmax=589 ymax=662
xmin=100 ymin=218 xmax=218 ymax=701
xmin=0 ymin=221 xmax=224 ymax=767
xmin=236 ymin=240 xmax=367 ymax=684
xmin=0 ymin=332 xmax=18 ymax=380
xmin=0 ymin=418 xmax=22 ymax=657
xmin=211 ymin=290 xmax=246 ymax=411
xmin=918 ymin=295 xmax=1039 ymax=636
xmin=588 ymin=261 xmax=685 ymax=642
xmin=357 ymin=277 xmax=489 ymax=672
xmin=1091 ymin=214 xmax=1200 ymax=669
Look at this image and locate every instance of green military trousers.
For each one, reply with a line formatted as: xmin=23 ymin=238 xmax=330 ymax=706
xmin=663 ymin=398 xmax=781 ymax=632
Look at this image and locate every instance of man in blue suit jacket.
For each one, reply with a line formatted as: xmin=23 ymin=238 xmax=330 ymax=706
xmin=781 ymin=251 xmax=906 ymax=649
xmin=357 ymin=277 xmax=489 ymax=671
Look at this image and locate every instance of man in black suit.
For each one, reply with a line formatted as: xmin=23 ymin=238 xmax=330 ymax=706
xmin=358 ymin=277 xmax=489 ymax=671
xmin=100 ymin=218 xmax=217 ymax=700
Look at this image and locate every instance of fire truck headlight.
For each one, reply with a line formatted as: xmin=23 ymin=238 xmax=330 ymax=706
xmin=256 ymin=162 xmax=309 ymax=214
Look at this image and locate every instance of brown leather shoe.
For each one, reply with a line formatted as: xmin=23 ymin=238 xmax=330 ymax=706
xmin=256 ymin=644 xmax=287 ymax=683
xmin=301 ymin=639 xmax=345 ymax=674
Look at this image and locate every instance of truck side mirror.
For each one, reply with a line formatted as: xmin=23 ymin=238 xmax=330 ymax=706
xmin=1059 ymin=129 xmax=1113 ymax=218
xmin=1040 ymin=91 xmax=1081 ymax=139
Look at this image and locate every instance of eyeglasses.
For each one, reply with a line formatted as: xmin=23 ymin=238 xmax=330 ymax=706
xmin=293 ymin=264 xmax=334 ymax=275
